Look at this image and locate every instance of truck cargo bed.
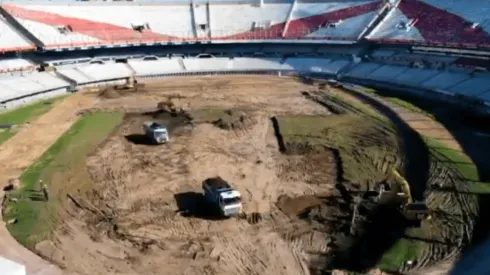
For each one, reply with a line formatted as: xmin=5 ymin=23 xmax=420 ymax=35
xmin=202 ymin=177 xmax=231 ymax=190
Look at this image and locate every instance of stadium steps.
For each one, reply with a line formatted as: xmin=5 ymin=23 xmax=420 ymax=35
xmin=281 ymin=0 xmax=296 ymax=38
xmin=53 ymin=70 xmax=77 ymax=89
xmin=0 ymin=5 xmax=44 ymax=48
xmin=206 ymin=2 xmax=212 ymax=39
xmin=178 ymin=58 xmax=186 ymax=71
xmin=74 ymin=68 xmax=96 ymax=82
xmin=190 ymin=3 xmax=198 ymax=39
xmin=124 ymin=63 xmax=136 ymax=76
xmin=357 ymin=2 xmax=392 ymax=40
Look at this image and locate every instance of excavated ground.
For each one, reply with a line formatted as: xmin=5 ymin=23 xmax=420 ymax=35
xmin=24 ymin=75 xmax=475 ymax=275
xmin=35 ymin=76 xmax=347 ymax=275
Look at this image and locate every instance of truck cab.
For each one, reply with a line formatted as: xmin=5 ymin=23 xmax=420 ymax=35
xmin=217 ymin=189 xmax=242 ymax=216
xmin=143 ymin=122 xmax=169 ymax=144
xmin=202 ymin=177 xmax=242 ymax=217
xmin=151 ymin=127 xmax=169 ymax=143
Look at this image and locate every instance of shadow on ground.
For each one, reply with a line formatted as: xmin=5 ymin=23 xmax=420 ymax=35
xmin=124 ymin=134 xmax=155 ymax=145
xmin=174 ymin=192 xmax=228 ymax=221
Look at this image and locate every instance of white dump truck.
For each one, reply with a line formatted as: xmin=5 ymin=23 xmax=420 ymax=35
xmin=143 ymin=121 xmax=169 ymax=144
xmin=202 ymin=177 xmax=242 ymax=217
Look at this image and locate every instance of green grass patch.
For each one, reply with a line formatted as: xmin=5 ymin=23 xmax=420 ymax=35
xmin=377 ymin=238 xmax=422 ymax=272
xmin=0 ymin=131 xmax=15 ymax=144
xmin=277 ymin=114 xmax=399 ymax=185
xmin=0 ymin=96 xmax=68 ymax=145
xmin=424 ymin=136 xmax=490 ymax=193
xmin=360 ymin=88 xmax=434 ymax=118
xmin=3 ymin=112 xmax=123 ymax=248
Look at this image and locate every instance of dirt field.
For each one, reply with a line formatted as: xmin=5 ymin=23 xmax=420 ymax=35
xmin=2 ymin=75 xmax=483 ymax=275
xmin=28 ymin=76 xmax=341 ymax=275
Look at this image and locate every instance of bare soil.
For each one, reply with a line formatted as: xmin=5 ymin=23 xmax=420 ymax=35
xmin=2 ymin=75 xmax=474 ymax=275
xmin=36 ymin=76 xmax=342 ymax=275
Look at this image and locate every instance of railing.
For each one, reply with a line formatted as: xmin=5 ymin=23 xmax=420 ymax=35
xmin=368 ymin=38 xmax=490 ymax=51
xmin=0 ymin=65 xmax=38 ymax=74
xmin=33 ymin=28 xmax=358 ymax=50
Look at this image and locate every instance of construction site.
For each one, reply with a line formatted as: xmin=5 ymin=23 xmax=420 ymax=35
xmin=1 ymin=75 xmax=488 ymax=275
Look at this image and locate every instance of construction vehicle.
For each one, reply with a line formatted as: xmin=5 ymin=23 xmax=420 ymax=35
xmin=202 ymin=177 xmax=242 ymax=217
xmin=392 ymin=169 xmax=430 ymax=223
xmin=143 ymin=121 xmax=169 ymax=144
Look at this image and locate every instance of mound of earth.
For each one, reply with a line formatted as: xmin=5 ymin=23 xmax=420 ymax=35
xmin=212 ymin=109 xmax=254 ymax=130
xmin=99 ymin=83 xmax=144 ymax=99
xmin=276 ymin=194 xmax=324 ymax=217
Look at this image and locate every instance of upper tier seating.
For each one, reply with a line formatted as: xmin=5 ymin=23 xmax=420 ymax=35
xmin=1 ymin=1 xmax=383 ymax=49
xmin=288 ymin=1 xmax=383 ymax=40
xmin=0 ymin=15 xmax=35 ymax=53
xmin=368 ymin=0 xmax=490 ymax=48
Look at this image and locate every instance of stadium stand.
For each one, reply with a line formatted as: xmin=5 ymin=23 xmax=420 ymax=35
xmin=0 ymin=14 xmax=35 ymax=53
xmin=367 ymin=64 xmax=408 ymax=80
xmin=368 ymin=0 xmax=490 ymax=48
xmin=0 ymin=0 xmax=488 ymax=114
xmin=343 ymin=60 xmax=490 ymax=105
xmin=447 ymin=73 xmax=490 ymax=96
xmin=419 ymin=71 xmax=471 ymax=90
xmin=282 ymin=58 xmax=334 ymax=73
xmin=344 ymin=62 xmax=383 ymax=78
xmin=1 ymin=52 xmax=487 ymax=112
xmin=183 ymin=58 xmax=230 ymax=72
xmin=286 ymin=1 xmax=384 ymax=40
xmin=126 ymin=59 xmax=184 ymax=77
xmin=393 ymin=67 xmax=440 ymax=84
xmin=0 ymin=58 xmax=36 ymax=73
xmin=453 ymin=57 xmax=489 ymax=69
xmin=56 ymin=63 xmax=133 ymax=84
xmin=0 ymin=1 xmax=384 ymax=49
xmin=370 ymin=49 xmax=458 ymax=67
xmin=231 ymin=57 xmax=284 ymax=71
xmin=0 ymin=71 xmax=70 ymax=109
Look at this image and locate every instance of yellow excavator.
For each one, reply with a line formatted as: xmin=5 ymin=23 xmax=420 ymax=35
xmin=392 ymin=169 xmax=431 ymax=222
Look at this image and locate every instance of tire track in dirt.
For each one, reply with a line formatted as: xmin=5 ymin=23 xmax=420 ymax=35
xmin=216 ymin=232 xmax=309 ymax=275
xmin=36 ymin=76 xmax=336 ymax=275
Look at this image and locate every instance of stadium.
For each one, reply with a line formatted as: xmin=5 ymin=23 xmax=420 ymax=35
xmin=0 ymin=0 xmax=489 ymax=274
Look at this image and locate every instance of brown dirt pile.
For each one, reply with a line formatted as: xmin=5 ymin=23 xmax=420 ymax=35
xmin=276 ymin=194 xmax=324 ymax=217
xmin=213 ymin=109 xmax=255 ymax=130
xmin=99 ymin=83 xmax=145 ymax=99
